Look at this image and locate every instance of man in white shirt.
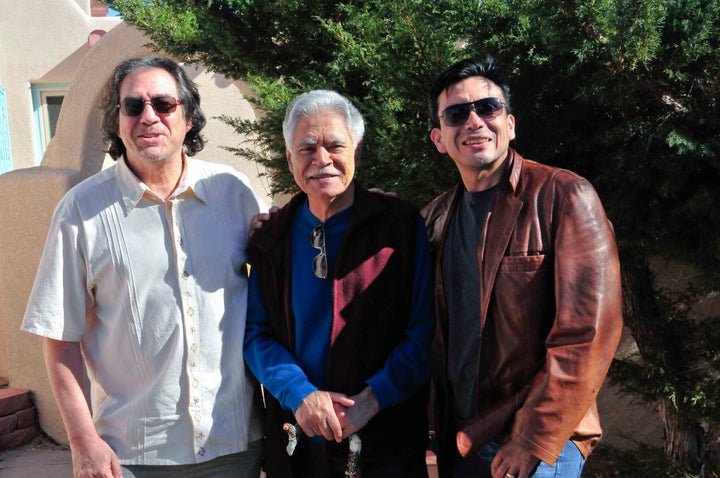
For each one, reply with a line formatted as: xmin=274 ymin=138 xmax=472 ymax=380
xmin=22 ymin=55 xmax=266 ymax=478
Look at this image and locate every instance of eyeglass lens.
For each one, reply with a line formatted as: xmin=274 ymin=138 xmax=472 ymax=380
xmin=441 ymin=97 xmax=504 ymax=126
xmin=310 ymin=225 xmax=328 ymax=279
xmin=119 ymin=96 xmax=182 ymax=116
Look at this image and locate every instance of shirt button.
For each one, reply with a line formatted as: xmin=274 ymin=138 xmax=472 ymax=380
xmin=187 ymin=307 xmax=195 ymax=316
xmin=182 ymin=271 xmax=189 ymax=279
xmin=198 ymin=447 xmax=205 ymax=456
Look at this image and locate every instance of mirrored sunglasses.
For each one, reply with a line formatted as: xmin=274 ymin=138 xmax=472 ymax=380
xmin=440 ymin=97 xmax=505 ymax=127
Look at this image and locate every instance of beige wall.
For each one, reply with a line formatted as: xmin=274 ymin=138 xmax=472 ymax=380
xmin=0 ymin=20 xmax=271 ymax=443
xmin=0 ymin=0 xmax=121 ymax=171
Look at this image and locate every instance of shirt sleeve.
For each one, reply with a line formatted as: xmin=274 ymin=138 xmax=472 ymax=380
xmin=365 ymin=215 xmax=435 ymax=409
xmin=21 ymin=194 xmax=91 ymax=341
xmin=243 ymin=266 xmax=318 ymax=413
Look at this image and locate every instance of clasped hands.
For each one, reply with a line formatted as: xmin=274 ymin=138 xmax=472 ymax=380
xmin=294 ymin=386 xmax=379 ymax=442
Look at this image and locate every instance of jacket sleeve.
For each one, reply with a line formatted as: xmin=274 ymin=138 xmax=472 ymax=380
xmin=510 ymin=177 xmax=623 ymax=464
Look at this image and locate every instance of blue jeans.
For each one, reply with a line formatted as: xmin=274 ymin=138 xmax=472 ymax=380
xmin=453 ymin=440 xmax=585 ymax=478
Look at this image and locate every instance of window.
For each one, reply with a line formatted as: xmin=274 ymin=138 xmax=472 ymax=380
xmin=31 ymin=84 xmax=68 ymax=161
xmin=0 ymin=86 xmax=11 ymax=174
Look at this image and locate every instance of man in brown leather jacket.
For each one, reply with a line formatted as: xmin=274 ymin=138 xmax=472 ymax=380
xmin=422 ymin=57 xmax=623 ymax=478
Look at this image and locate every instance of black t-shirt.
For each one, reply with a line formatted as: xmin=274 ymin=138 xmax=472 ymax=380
xmin=442 ymin=184 xmax=498 ymax=425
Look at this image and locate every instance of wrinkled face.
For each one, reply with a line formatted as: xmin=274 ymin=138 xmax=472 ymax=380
xmin=430 ymin=76 xmax=516 ymax=184
xmin=287 ymin=109 xmax=356 ymax=205
xmin=117 ymin=67 xmax=191 ymax=166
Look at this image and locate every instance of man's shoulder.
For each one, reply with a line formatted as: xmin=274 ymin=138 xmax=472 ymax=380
xmin=421 ymin=185 xmax=457 ymax=222
xmin=63 ymin=164 xmax=118 ymax=203
xmin=518 ymin=156 xmax=586 ymax=185
xmin=370 ymin=190 xmax=419 ymax=214
xmin=187 ymin=157 xmax=246 ymax=180
xmin=515 ymin=156 xmax=603 ymax=211
xmin=514 ymin=156 xmax=596 ymax=200
xmin=187 ymin=157 xmax=260 ymax=197
xmin=248 ymin=193 xmax=301 ymax=252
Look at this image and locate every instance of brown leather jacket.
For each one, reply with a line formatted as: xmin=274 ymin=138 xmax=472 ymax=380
xmin=422 ymin=149 xmax=623 ymax=473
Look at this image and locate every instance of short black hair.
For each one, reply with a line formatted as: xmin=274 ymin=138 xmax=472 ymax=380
xmin=101 ymin=55 xmax=207 ymax=159
xmin=428 ymin=56 xmax=512 ymax=128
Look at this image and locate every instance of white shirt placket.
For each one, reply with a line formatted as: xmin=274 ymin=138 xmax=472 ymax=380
xmin=167 ymin=198 xmax=208 ymax=457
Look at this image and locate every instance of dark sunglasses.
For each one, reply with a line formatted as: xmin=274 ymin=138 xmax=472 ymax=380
xmin=118 ymin=96 xmax=183 ymax=117
xmin=310 ymin=224 xmax=328 ymax=279
xmin=440 ymin=97 xmax=505 ymax=127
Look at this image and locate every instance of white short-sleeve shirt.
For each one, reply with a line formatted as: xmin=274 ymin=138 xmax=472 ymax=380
xmin=22 ymin=156 xmax=267 ymax=465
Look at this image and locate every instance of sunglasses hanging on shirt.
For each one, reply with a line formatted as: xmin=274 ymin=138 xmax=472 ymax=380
xmin=310 ymin=224 xmax=328 ymax=279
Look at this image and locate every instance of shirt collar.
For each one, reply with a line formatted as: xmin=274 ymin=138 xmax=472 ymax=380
xmin=177 ymin=158 xmax=208 ymax=204
xmin=116 ymin=154 xmax=207 ymax=211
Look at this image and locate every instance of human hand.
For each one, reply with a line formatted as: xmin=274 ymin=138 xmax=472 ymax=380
xmin=333 ymin=386 xmax=380 ymax=438
xmin=295 ymin=390 xmax=354 ymax=442
xmin=69 ymin=434 xmax=122 ymax=478
xmin=250 ymin=206 xmax=279 ymax=236
xmin=490 ymin=440 xmax=540 ymax=478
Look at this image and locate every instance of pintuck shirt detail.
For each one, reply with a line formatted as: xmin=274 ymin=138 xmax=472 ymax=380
xmin=22 ymin=157 xmax=266 ymax=465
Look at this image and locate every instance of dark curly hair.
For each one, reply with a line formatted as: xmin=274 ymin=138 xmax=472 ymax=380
xmin=428 ymin=56 xmax=512 ymax=129
xmin=101 ymin=55 xmax=207 ymax=159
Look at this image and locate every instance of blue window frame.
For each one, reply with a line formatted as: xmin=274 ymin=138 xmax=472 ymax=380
xmin=0 ymin=86 xmax=12 ymax=174
xmin=31 ymin=83 xmax=68 ymax=163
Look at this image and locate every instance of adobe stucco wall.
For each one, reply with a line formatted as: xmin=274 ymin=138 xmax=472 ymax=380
xmin=0 ymin=0 xmax=121 ymax=171
xmin=0 ymin=23 xmax=271 ymax=443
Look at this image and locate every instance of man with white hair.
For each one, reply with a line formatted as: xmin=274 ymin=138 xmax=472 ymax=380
xmin=244 ymin=89 xmax=434 ymax=478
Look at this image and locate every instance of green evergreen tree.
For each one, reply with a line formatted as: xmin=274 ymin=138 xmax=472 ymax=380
xmin=467 ymin=4 xmax=720 ymax=473
xmin=107 ymin=0 xmax=720 ymax=474
xmin=108 ymin=0 xmax=480 ymax=202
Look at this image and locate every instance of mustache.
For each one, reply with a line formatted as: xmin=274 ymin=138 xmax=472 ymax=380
xmin=309 ymin=167 xmax=341 ymax=177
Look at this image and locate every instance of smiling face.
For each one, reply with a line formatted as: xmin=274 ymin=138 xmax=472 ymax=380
xmin=430 ymin=76 xmax=516 ymax=191
xmin=287 ymin=108 xmax=357 ymax=219
xmin=117 ymin=67 xmax=191 ymax=170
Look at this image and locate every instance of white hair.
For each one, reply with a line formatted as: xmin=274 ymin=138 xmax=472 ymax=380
xmin=283 ymin=90 xmax=365 ymax=149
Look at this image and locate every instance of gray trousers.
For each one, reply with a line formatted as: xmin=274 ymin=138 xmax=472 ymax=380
xmin=121 ymin=439 xmax=263 ymax=478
